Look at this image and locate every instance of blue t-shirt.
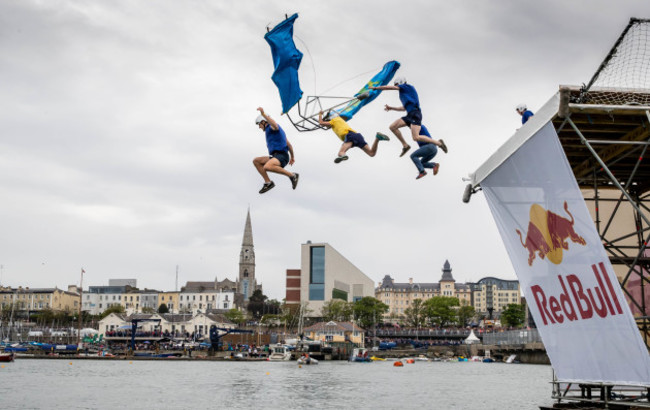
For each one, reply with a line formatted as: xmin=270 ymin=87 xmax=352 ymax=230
xmin=417 ymin=125 xmax=434 ymax=147
xmin=398 ymin=84 xmax=420 ymax=113
xmin=265 ymin=124 xmax=288 ymax=154
xmin=522 ymin=110 xmax=534 ymax=124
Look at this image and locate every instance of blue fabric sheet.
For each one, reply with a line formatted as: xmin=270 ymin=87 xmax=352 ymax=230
xmin=338 ymin=60 xmax=401 ymax=121
xmin=264 ymin=14 xmax=303 ymax=114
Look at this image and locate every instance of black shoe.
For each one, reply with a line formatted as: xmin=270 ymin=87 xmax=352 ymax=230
xmin=334 ymin=155 xmax=349 ymax=163
xmin=259 ymin=181 xmax=275 ymax=194
xmin=400 ymin=145 xmax=411 ymax=157
xmin=439 ymin=139 xmax=448 ymax=154
xmin=290 ymin=173 xmax=299 ymax=190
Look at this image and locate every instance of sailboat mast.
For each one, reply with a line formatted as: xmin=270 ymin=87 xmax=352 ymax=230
xmin=76 ymin=268 xmax=84 ymax=347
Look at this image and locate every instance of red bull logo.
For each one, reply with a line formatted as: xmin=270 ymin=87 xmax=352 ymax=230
xmin=516 ymin=201 xmax=586 ymax=266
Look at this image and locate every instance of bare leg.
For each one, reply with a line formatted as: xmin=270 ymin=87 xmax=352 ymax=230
xmin=389 ymin=118 xmax=410 ymax=149
xmin=253 ymin=156 xmax=272 ymax=183
xmin=338 ymin=141 xmax=354 ymax=157
xmin=264 ymin=157 xmax=294 ymax=178
xmin=362 ymin=138 xmax=380 ymax=157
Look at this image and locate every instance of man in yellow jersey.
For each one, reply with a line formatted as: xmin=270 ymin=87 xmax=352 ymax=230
xmin=318 ymin=110 xmax=390 ymax=163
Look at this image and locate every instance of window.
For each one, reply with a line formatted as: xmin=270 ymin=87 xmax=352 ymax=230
xmin=309 ymin=246 xmax=325 ymax=301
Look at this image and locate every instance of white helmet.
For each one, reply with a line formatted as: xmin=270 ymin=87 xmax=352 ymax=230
xmin=255 ymin=114 xmax=266 ymax=125
xmin=516 ymin=103 xmax=527 ymax=112
xmin=393 ymin=76 xmax=406 ymax=85
xmin=326 ymin=110 xmax=339 ymax=120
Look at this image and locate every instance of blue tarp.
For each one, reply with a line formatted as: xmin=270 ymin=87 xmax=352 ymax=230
xmin=264 ymin=13 xmax=303 ymax=114
xmin=338 ymin=60 xmax=401 ymax=121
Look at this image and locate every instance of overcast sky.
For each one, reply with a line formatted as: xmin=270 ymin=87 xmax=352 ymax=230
xmin=1 ymin=1 xmax=647 ymax=300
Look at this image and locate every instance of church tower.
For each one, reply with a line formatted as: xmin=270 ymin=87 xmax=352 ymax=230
xmin=238 ymin=208 xmax=257 ymax=301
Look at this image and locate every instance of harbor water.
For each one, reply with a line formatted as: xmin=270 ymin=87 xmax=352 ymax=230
xmin=1 ymin=359 xmax=553 ymax=409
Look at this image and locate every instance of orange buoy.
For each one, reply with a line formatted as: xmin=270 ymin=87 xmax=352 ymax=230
xmin=406 ymin=358 xmax=415 ymax=364
xmin=393 ymin=360 xmax=404 ymax=367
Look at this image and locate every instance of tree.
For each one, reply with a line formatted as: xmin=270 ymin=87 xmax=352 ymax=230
xmin=225 ymin=308 xmax=246 ymax=326
xmin=457 ymin=302 xmax=476 ymax=327
xmin=352 ymin=297 xmax=388 ymax=329
xmin=424 ymin=296 xmax=459 ymax=327
xmin=158 ymin=303 xmax=169 ymax=314
xmin=100 ymin=304 xmax=125 ymax=319
xmin=321 ymin=299 xmax=353 ymax=322
xmin=404 ymin=298 xmax=427 ymax=328
xmin=500 ymin=304 xmax=526 ymax=328
xmin=141 ymin=307 xmax=156 ymax=314
xmin=247 ymin=290 xmax=271 ymax=319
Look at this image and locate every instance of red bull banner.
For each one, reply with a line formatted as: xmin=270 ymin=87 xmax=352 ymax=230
xmin=482 ymin=122 xmax=650 ymax=386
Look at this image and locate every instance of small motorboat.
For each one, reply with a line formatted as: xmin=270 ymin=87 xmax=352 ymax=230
xmin=268 ymin=344 xmax=292 ymax=361
xmin=370 ymin=356 xmax=385 ymax=361
xmin=349 ymin=347 xmax=371 ymax=362
xmin=0 ymin=352 xmax=15 ymax=362
xmin=297 ymin=354 xmax=318 ymax=365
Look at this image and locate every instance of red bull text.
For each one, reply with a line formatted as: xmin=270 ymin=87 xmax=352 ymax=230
xmin=530 ymin=262 xmax=624 ymax=326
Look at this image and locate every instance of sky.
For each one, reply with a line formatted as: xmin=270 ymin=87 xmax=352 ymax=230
xmin=1 ymin=0 xmax=648 ymax=300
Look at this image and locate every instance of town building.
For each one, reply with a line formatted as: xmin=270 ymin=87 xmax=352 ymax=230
xmin=179 ymin=280 xmax=236 ymax=315
xmin=302 ymin=321 xmax=365 ymax=346
xmin=98 ymin=312 xmax=234 ymax=339
xmin=285 ymin=241 xmax=375 ymax=318
xmin=84 ymin=284 xmax=132 ymax=315
xmin=158 ymin=291 xmax=179 ymax=313
xmin=468 ymin=277 xmax=521 ymax=317
xmin=0 ymin=285 xmax=80 ymax=317
xmin=375 ymin=260 xmax=472 ymax=318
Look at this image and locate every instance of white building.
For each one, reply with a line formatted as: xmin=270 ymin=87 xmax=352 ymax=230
xmin=178 ymin=290 xmax=234 ymax=314
xmin=286 ymin=242 xmax=375 ymax=318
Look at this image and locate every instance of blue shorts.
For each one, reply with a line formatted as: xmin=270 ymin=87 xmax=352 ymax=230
xmin=402 ymin=109 xmax=422 ymax=126
xmin=344 ymin=132 xmax=368 ymax=148
xmin=270 ymin=150 xmax=290 ymax=167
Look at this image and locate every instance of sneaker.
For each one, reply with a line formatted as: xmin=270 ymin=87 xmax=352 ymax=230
xmin=439 ymin=139 xmax=448 ymax=154
xmin=259 ymin=181 xmax=275 ymax=194
xmin=290 ymin=173 xmax=299 ymax=190
xmin=416 ymin=170 xmax=427 ymax=180
xmin=334 ymin=155 xmax=349 ymax=163
xmin=376 ymin=132 xmax=390 ymax=141
xmin=400 ymin=145 xmax=411 ymax=157
xmin=433 ymin=163 xmax=440 ymax=175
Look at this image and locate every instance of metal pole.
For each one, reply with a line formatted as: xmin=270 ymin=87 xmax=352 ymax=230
xmin=77 ymin=268 xmax=84 ymax=348
xmin=567 ymin=117 xmax=650 ymax=228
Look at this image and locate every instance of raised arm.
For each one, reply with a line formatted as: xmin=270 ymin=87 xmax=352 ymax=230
xmin=318 ymin=111 xmax=331 ymax=127
xmin=369 ymin=85 xmax=400 ymax=91
xmin=257 ymin=107 xmax=279 ymax=131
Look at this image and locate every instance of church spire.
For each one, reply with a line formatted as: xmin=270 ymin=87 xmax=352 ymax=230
xmin=242 ymin=207 xmax=254 ymax=247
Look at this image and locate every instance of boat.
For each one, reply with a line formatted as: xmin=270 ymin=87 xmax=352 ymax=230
xmin=370 ymin=356 xmax=385 ymax=361
xmin=297 ymin=354 xmax=318 ymax=365
xmin=349 ymin=347 xmax=371 ymax=362
xmin=0 ymin=352 xmax=15 ymax=362
xmin=268 ymin=344 xmax=292 ymax=361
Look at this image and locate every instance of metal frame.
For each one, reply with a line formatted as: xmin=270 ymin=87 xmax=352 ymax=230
xmin=560 ymin=109 xmax=650 ymax=348
xmin=286 ymin=94 xmax=367 ymax=132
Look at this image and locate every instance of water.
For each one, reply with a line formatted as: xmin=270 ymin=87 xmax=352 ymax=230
xmin=1 ymin=359 xmax=553 ymax=409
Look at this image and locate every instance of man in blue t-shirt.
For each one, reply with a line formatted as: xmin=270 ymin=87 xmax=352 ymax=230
xmin=253 ymin=107 xmax=299 ymax=194
xmin=516 ymin=103 xmax=534 ymax=124
xmin=410 ymin=125 xmax=441 ymax=180
xmin=370 ymin=77 xmax=447 ymax=157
